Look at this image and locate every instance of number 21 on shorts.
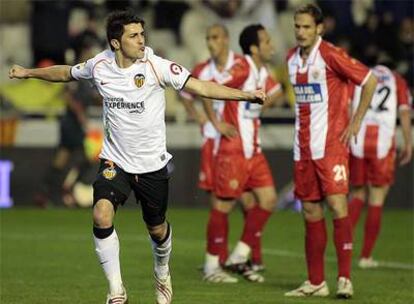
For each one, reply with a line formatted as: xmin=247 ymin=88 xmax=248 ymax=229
xmin=333 ymin=164 xmax=347 ymax=182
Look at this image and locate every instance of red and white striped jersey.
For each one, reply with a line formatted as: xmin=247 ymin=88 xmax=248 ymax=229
xmin=180 ymin=51 xmax=246 ymax=140
xmin=214 ymin=55 xmax=281 ymax=158
xmin=182 ymin=51 xmax=281 ymax=159
xmin=350 ymin=65 xmax=412 ymax=159
xmin=287 ymin=37 xmax=371 ymax=161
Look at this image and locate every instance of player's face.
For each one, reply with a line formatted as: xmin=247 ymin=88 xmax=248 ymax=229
xmin=257 ymin=29 xmax=274 ymax=62
xmin=294 ymin=13 xmax=322 ymax=50
xmin=206 ymin=26 xmax=229 ymax=59
xmin=120 ymin=23 xmax=146 ymax=60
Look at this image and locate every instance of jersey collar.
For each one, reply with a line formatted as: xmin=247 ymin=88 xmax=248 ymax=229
xmin=293 ymin=36 xmax=322 ymax=69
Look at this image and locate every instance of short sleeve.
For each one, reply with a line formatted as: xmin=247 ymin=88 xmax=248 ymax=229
xmin=179 ymin=63 xmax=205 ymax=100
xmin=218 ymin=58 xmax=249 ymax=88
xmin=150 ymin=55 xmax=191 ymax=91
xmin=394 ymin=72 xmax=412 ymax=110
xmin=265 ymin=75 xmax=281 ymax=96
xmin=323 ymin=44 xmax=371 ymax=86
xmin=71 ymin=59 xmax=94 ymax=80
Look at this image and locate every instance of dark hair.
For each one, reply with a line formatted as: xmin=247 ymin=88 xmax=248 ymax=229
xmin=106 ymin=10 xmax=145 ymax=51
xmin=295 ymin=4 xmax=324 ymax=25
xmin=239 ymin=24 xmax=265 ymax=55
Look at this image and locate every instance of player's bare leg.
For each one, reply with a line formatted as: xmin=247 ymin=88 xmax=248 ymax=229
xmin=348 ymin=186 xmax=367 ymax=229
xmin=148 ymin=221 xmax=172 ymax=304
xmin=326 ymin=194 xmax=354 ymax=298
xmin=285 ymin=201 xmax=330 ymax=297
xmin=204 ymin=196 xmax=238 ymax=283
xmin=359 ymin=185 xmax=389 ymax=269
xmin=93 ymin=199 xmax=127 ymax=303
xmin=227 ymin=187 xmax=276 ymax=281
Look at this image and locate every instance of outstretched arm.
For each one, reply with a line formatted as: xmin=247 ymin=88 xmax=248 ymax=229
xmin=183 ymin=76 xmax=266 ymax=104
xmin=9 ymin=64 xmax=73 ymax=82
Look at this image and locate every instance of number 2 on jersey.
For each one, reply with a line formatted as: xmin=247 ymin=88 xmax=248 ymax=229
xmin=370 ymin=86 xmax=390 ymax=112
xmin=333 ymin=164 xmax=347 ymax=182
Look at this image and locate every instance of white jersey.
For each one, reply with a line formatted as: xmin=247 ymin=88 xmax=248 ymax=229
xmin=71 ymin=47 xmax=191 ymax=173
xmin=350 ymin=65 xmax=412 ymax=159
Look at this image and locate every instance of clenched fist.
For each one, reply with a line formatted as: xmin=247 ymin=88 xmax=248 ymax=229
xmin=251 ymin=89 xmax=267 ymax=105
xmin=9 ymin=65 xmax=29 ymax=79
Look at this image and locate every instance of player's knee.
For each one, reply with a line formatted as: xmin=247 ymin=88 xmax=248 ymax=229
xmin=147 ymin=221 xmax=168 ymax=241
xmin=93 ymin=199 xmax=114 ymax=227
xmin=302 ymin=203 xmax=324 ymax=221
xmin=351 ymin=186 xmax=366 ymax=201
xmin=328 ymin=201 xmax=348 ymax=218
xmin=212 ymin=197 xmax=235 ymax=213
xmin=241 ymin=198 xmax=255 ymax=210
xmin=259 ymin=192 xmax=277 ymax=211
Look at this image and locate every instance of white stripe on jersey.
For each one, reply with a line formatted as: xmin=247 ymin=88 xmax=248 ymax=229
xmin=309 ymin=54 xmax=329 ymax=159
xmin=351 ymin=65 xmax=399 ymax=159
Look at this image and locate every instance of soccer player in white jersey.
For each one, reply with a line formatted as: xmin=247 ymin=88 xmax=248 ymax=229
xmin=284 ymin=4 xmax=377 ymax=299
xmin=347 ymin=60 xmax=412 ymax=269
xmin=8 ymin=11 xmax=267 ymax=304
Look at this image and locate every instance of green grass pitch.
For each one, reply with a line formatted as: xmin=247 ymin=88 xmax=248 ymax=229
xmin=1 ymin=208 xmax=413 ymax=303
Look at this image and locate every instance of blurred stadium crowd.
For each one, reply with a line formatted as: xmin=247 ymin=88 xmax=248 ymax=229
xmin=0 ymin=0 xmax=413 ymax=116
xmin=0 ymin=1 xmax=412 ymax=208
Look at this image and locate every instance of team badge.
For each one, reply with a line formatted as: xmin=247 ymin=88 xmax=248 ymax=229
xmin=134 ymin=73 xmax=145 ymax=88
xmin=103 ymin=167 xmax=117 ymax=180
xmin=229 ymin=179 xmax=239 ymax=190
xmin=311 ymin=69 xmax=320 ymax=80
xmin=102 ymin=161 xmax=117 ymax=180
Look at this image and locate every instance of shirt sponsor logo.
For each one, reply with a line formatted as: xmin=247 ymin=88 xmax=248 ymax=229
xmin=170 ymin=63 xmax=183 ymax=75
xmin=293 ymin=84 xmax=323 ymax=104
xmin=104 ymin=97 xmax=145 ymax=114
xmin=134 ymin=73 xmax=145 ymax=88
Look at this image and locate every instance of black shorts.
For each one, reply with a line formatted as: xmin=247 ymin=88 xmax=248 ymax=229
xmin=93 ymin=159 xmax=172 ymax=226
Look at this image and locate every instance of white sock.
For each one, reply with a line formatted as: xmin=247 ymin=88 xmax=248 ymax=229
xmin=94 ymin=229 xmax=123 ymax=295
xmin=151 ymin=224 xmax=172 ymax=279
xmin=204 ymin=253 xmax=220 ymax=275
xmin=226 ymin=241 xmax=251 ymax=265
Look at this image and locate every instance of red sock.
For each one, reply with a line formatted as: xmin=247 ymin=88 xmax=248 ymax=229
xmin=305 ymin=219 xmax=327 ymax=285
xmin=361 ymin=205 xmax=383 ymax=258
xmin=206 ymin=209 xmax=228 ymax=264
xmin=333 ymin=217 xmax=353 ymax=279
xmin=348 ymin=197 xmax=365 ymax=229
xmin=241 ymin=206 xmax=272 ymax=264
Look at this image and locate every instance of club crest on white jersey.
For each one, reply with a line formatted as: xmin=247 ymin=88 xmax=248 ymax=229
xmin=71 ymin=47 xmax=191 ymax=173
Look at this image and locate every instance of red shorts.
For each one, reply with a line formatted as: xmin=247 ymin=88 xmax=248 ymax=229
xmin=198 ymin=138 xmax=215 ymax=191
xmin=294 ymin=155 xmax=349 ymax=201
xmin=349 ymin=149 xmax=396 ymax=187
xmin=213 ymin=152 xmax=274 ymax=199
